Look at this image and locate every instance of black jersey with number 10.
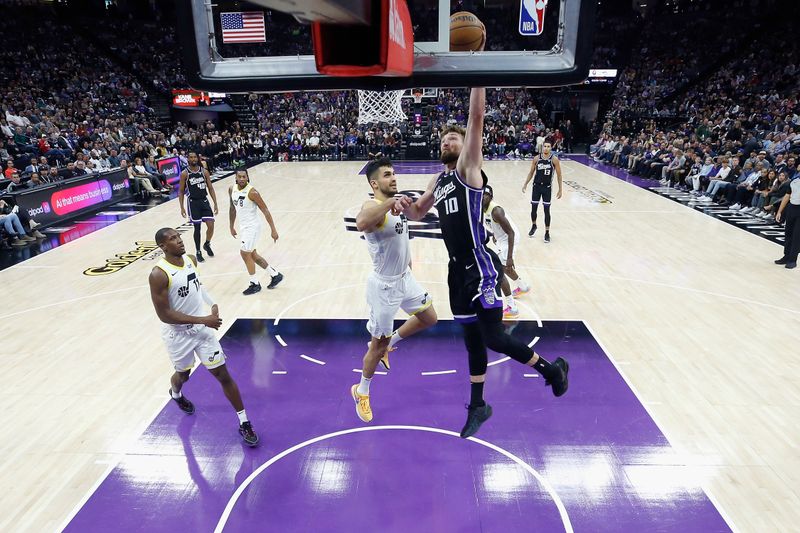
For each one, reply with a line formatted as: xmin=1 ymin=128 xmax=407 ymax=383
xmin=432 ymin=168 xmax=488 ymax=259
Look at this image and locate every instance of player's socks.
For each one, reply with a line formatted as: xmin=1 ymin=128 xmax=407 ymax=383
xmin=250 ymin=275 xmax=259 ymax=285
xmin=236 ymin=409 xmax=248 ymax=424
xmin=469 ymin=381 xmax=485 ymax=407
xmin=357 ymin=375 xmax=372 ymax=395
xmin=170 ymin=388 xmax=182 ymax=399
xmin=266 ymin=265 xmax=279 ymax=277
xmin=388 ymin=330 xmax=403 ymax=349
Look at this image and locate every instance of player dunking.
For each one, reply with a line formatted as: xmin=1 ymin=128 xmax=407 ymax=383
xmin=229 ymin=170 xmax=283 ymax=295
xmin=481 ymin=184 xmax=531 ymax=319
xmin=350 ymin=158 xmax=438 ymax=423
xmin=401 ymin=88 xmax=569 ymax=439
xmin=179 ymin=153 xmax=219 ymax=262
xmin=148 ymin=227 xmax=258 ymax=446
xmin=522 ymin=141 xmax=563 ymax=242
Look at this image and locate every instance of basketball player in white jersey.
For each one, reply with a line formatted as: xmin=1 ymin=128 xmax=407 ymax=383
xmin=148 ymin=227 xmax=259 ymax=446
xmin=481 ymin=185 xmax=531 ymax=319
xmin=522 ymin=142 xmax=563 ymax=243
xmin=179 ymin=153 xmax=219 ymax=262
xmin=350 ymin=158 xmax=438 ymax=423
xmin=228 ymin=170 xmax=283 ymax=295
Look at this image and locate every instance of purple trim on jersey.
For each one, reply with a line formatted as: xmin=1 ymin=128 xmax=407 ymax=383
xmin=454 ymin=315 xmax=478 ymax=323
xmin=453 ymin=168 xmax=484 ymax=192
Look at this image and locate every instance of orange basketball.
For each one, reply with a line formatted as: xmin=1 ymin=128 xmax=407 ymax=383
xmin=449 ymin=11 xmax=485 ymax=52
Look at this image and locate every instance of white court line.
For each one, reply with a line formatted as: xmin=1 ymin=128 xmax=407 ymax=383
xmin=420 ymin=370 xmax=457 ymax=376
xmin=274 ymin=335 xmax=287 ymax=347
xmin=59 ymin=317 xmax=239 ymax=531
xmin=213 ymin=425 xmax=573 ymax=533
xmin=523 ymin=373 xmax=539 ymax=378
xmin=299 ymin=354 xmax=326 ymax=365
xmin=351 ymin=368 xmax=387 ymax=376
xmin=583 ymin=320 xmax=740 ymax=533
xmin=272 ymin=371 xmax=287 ymax=375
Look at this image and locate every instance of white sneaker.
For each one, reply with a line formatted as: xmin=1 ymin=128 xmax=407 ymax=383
xmin=731 ymin=203 xmax=741 ymax=210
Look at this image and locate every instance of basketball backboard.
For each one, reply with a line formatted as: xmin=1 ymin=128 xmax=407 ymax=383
xmin=177 ymin=0 xmax=595 ymax=92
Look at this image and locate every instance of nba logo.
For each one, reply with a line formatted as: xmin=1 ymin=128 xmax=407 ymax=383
xmin=519 ymin=0 xmax=547 ymax=36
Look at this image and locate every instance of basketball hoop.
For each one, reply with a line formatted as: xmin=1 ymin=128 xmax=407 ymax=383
xmin=412 ymin=91 xmax=423 ymax=105
xmin=357 ymin=90 xmax=407 ymax=124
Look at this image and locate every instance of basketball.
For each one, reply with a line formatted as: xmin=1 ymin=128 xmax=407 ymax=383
xmin=449 ymin=11 xmax=485 ymax=51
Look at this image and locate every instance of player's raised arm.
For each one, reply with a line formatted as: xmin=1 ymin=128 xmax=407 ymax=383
xmin=356 ymin=199 xmax=396 ymax=232
xmin=403 ymin=175 xmax=438 ymax=221
xmin=457 ymin=88 xmax=486 ymax=189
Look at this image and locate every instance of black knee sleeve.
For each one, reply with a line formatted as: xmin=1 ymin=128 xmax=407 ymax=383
xmin=531 ymin=204 xmax=538 ymax=223
xmin=543 ymin=204 xmax=552 ymax=227
xmin=477 ymin=308 xmax=533 ymax=365
xmin=462 ymin=322 xmax=488 ymax=376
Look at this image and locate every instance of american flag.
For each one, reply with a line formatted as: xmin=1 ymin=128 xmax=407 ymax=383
xmin=220 ymin=12 xmax=266 ymax=43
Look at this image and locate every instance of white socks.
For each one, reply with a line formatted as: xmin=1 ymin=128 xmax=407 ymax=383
xmin=249 ymin=275 xmax=259 ymax=284
xmin=237 ymin=409 xmax=249 ymax=424
xmin=170 ymin=388 xmax=182 ymax=399
xmin=266 ymin=265 xmax=279 ymax=277
xmin=388 ymin=330 xmax=403 ymax=349
xmin=357 ymin=375 xmax=372 ymax=395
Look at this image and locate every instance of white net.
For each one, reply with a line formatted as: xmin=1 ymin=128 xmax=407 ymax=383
xmin=357 ymin=90 xmax=407 ymax=124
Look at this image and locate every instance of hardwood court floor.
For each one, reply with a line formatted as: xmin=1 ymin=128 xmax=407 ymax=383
xmin=2 ymin=159 xmax=798 ymax=532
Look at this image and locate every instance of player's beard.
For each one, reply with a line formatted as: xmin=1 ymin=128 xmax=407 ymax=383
xmin=440 ymin=149 xmax=458 ymax=165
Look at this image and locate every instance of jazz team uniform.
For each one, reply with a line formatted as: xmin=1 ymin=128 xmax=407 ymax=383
xmin=364 ymin=201 xmax=431 ymax=338
xmin=531 ymin=155 xmax=554 ymax=205
xmin=483 ymin=200 xmax=520 ymax=267
xmin=433 ymin=169 xmax=503 ymax=320
xmin=155 ymin=255 xmax=225 ymax=371
xmin=186 ymin=168 xmax=214 ymax=223
xmin=231 ymin=184 xmax=265 ymax=252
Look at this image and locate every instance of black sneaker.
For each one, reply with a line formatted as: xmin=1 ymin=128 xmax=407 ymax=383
xmin=196 ymin=250 xmax=205 ymax=263
xmin=239 ymin=421 xmax=259 ymax=446
xmin=786 ymin=261 xmax=797 ymax=269
xmin=460 ymin=403 xmax=493 ymax=438
xmin=528 ymin=225 xmax=537 ymax=237
xmin=243 ymin=282 xmax=261 ymax=295
xmin=169 ymin=390 xmax=195 ymax=414
xmin=544 ymin=232 xmax=551 ymax=243
xmin=775 ymin=257 xmax=789 ymax=265
xmin=267 ymin=272 xmax=284 ymax=289
xmin=203 ymin=241 xmax=215 ymax=257
xmin=546 ymin=357 xmax=569 ymax=397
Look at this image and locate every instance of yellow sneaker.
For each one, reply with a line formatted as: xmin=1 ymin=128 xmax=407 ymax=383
xmin=350 ymin=384 xmax=373 ymax=422
xmin=378 ymin=346 xmax=397 ymax=371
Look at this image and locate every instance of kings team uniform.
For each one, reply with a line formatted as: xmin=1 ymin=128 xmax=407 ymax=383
xmin=364 ymin=200 xmax=431 ymax=338
xmin=483 ymin=201 xmax=520 ymax=266
xmin=433 ymin=169 xmax=503 ymax=320
xmin=231 ymin=183 xmax=265 ymax=251
xmin=186 ymin=167 xmax=214 ymax=223
xmin=155 ymin=255 xmax=225 ymax=371
xmin=531 ymin=155 xmax=554 ymax=205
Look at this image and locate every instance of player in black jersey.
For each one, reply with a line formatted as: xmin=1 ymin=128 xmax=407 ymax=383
xmin=400 ymin=88 xmax=570 ymax=439
xmin=522 ymin=142 xmax=563 ymax=242
xmin=179 ymin=152 xmax=219 ymax=262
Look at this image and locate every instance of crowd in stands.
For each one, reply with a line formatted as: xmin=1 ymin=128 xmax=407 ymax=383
xmin=594 ymin=0 xmax=800 ymax=225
